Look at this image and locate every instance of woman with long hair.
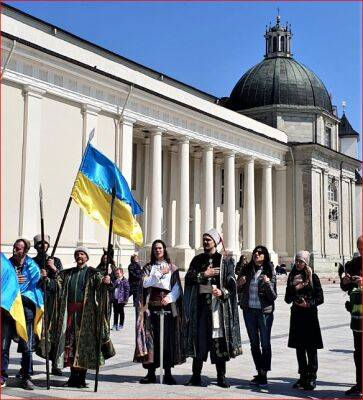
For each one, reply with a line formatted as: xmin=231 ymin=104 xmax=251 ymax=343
xmin=285 ymin=251 xmax=323 ymax=391
xmin=237 ymin=245 xmax=277 ymax=386
xmin=134 ymin=239 xmax=185 ymax=385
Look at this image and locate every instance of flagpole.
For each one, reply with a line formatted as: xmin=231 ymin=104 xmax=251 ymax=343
xmin=50 ymin=197 xmax=72 ymax=258
xmin=94 ymin=186 xmax=116 ymax=392
xmin=39 ymin=185 xmax=50 ymax=390
xmin=50 ymin=129 xmax=95 ymax=258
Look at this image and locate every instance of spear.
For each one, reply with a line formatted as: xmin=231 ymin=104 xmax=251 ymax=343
xmin=39 ymin=184 xmax=50 ymax=390
xmin=94 ymin=186 xmax=116 ymax=392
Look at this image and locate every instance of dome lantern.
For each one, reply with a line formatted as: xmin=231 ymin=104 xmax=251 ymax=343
xmin=264 ymin=11 xmax=292 ymax=59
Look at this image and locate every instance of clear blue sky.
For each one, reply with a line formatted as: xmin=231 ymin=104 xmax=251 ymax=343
xmin=7 ymin=1 xmax=362 ymax=151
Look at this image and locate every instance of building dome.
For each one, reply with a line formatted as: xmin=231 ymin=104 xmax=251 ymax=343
xmin=227 ymin=15 xmax=333 ymax=114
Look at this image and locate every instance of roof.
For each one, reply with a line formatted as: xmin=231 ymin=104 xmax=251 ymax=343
xmin=339 ymin=112 xmax=360 ymax=138
xmin=226 ymin=57 xmax=333 ymax=114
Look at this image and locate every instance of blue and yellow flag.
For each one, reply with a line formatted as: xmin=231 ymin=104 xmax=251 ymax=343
xmin=1 ymin=252 xmax=28 ymax=341
xmin=71 ymin=142 xmax=143 ymax=246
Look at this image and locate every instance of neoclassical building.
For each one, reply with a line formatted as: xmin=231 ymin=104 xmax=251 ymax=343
xmin=1 ymin=6 xmax=361 ymax=270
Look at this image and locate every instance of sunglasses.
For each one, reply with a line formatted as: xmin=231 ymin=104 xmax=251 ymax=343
xmin=253 ymin=250 xmax=264 ymax=256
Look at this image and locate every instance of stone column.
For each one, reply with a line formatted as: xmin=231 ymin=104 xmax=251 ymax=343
xmin=142 ymin=137 xmax=150 ymax=244
xmin=148 ymin=129 xmax=163 ymax=243
xmin=193 ymin=151 xmax=202 ymax=249
xmin=274 ymin=165 xmax=287 ymax=255
xmin=224 ymin=152 xmax=236 ymax=252
xmin=119 ymin=117 xmax=135 ymax=187
xmin=167 ymin=145 xmax=178 ymax=247
xmin=214 ymin=158 xmax=223 ymax=233
xmin=19 ymin=85 xmax=46 ymax=238
xmin=78 ymin=104 xmax=100 ymax=246
xmin=176 ymin=137 xmax=190 ymax=248
xmin=202 ymin=145 xmax=214 ymax=234
xmin=262 ymin=163 xmax=273 ymax=252
xmin=244 ymin=158 xmax=255 ymax=251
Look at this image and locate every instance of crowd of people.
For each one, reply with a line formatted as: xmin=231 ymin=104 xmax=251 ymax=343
xmin=1 ymin=231 xmax=362 ymax=396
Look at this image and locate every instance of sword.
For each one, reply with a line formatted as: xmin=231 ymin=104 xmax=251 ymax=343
xmin=153 ymin=309 xmax=171 ymax=384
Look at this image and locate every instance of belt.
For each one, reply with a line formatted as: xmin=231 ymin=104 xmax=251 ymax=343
xmin=199 ymin=284 xmax=213 ymax=294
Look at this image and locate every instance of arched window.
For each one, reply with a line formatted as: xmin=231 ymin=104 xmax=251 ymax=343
xmin=281 ymin=36 xmax=285 ymax=52
xmin=273 ymin=37 xmax=277 ymax=52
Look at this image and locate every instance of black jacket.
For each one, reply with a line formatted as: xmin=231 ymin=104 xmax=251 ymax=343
xmin=340 ymin=256 xmax=362 ymax=294
xmin=237 ymin=262 xmax=277 ymax=313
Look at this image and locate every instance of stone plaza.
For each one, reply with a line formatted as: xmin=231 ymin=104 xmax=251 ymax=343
xmin=1 ymin=276 xmax=356 ymax=399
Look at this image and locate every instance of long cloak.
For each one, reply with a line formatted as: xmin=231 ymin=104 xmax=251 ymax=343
xmin=39 ymin=266 xmax=114 ymax=369
xmin=133 ymin=263 xmax=185 ymax=366
xmin=184 ymin=253 xmax=243 ymax=361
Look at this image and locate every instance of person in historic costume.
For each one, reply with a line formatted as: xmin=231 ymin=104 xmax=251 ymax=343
xmin=184 ymin=229 xmax=242 ymax=388
xmin=8 ymin=238 xmax=44 ymax=390
xmin=285 ymin=251 xmax=324 ymax=391
xmin=32 ymin=233 xmax=63 ymax=376
xmin=41 ymin=246 xmax=114 ymax=388
xmin=134 ymin=239 xmax=185 ymax=385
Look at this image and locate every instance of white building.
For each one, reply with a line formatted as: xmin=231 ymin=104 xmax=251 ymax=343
xmin=1 ymin=6 xmax=360 ymax=270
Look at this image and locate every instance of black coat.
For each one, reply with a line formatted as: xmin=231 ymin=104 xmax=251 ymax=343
xmin=285 ymin=268 xmax=324 ymax=349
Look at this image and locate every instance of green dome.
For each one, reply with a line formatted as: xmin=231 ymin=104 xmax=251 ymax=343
xmin=228 ymin=57 xmax=333 ymax=114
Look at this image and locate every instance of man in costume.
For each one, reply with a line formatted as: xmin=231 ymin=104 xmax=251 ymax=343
xmin=42 ymin=246 xmax=114 ymax=388
xmin=7 ymin=238 xmax=44 ymax=390
xmin=32 ymin=233 xmax=63 ymax=376
xmin=184 ymin=229 xmax=242 ymax=388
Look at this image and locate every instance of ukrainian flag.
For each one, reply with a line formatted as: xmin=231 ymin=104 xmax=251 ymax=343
xmin=1 ymin=252 xmax=28 ymax=342
xmin=71 ymin=143 xmax=143 ymax=246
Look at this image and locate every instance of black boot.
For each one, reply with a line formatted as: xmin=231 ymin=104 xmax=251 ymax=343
xmin=139 ymin=368 xmax=156 ymax=384
xmin=185 ymin=359 xmax=202 ymax=386
xmin=64 ymin=368 xmax=79 ymax=387
xmin=216 ymin=361 xmax=230 ymax=388
xmin=163 ymin=368 xmax=176 ymax=385
xmin=303 ymin=374 xmax=316 ymax=390
xmin=78 ymin=369 xmax=88 ymax=388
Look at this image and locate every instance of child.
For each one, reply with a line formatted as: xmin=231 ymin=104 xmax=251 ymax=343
xmin=285 ymin=251 xmax=324 ymax=390
xmin=111 ymin=268 xmax=130 ymax=331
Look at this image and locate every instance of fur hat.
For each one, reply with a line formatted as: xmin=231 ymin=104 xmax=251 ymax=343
xmin=295 ymin=250 xmax=310 ymax=266
xmin=204 ymin=228 xmax=222 ymax=247
xmin=15 ymin=238 xmax=31 ymax=253
xmin=33 ymin=234 xmax=50 ymax=246
xmin=74 ymin=246 xmax=90 ymax=261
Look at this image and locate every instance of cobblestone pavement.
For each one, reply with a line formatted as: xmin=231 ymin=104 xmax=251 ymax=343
xmin=1 ymin=278 xmax=355 ymax=399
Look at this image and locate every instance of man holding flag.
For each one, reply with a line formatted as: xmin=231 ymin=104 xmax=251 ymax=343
xmin=2 ymin=239 xmax=44 ymax=390
xmin=39 ymin=135 xmax=143 ymax=390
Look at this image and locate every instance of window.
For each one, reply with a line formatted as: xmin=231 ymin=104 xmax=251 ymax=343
xmin=328 ymin=177 xmax=338 ymax=202
xmin=324 ymin=127 xmax=332 ymax=148
xmin=221 ymin=168 xmax=225 ymax=205
xmin=239 ymin=172 xmax=244 ymax=208
xmin=280 ymin=36 xmax=285 ymax=52
xmin=273 ymin=37 xmax=277 ymax=52
xmin=328 ymin=176 xmax=339 ymax=239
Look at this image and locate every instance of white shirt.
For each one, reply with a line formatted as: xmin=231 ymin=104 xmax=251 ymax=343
xmin=143 ymin=261 xmax=181 ymax=303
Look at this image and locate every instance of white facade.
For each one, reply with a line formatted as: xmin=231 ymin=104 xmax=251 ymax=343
xmin=1 ymin=6 xmax=360 ymax=270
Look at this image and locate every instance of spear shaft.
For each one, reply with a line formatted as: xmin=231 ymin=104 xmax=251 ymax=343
xmin=94 ymin=187 xmax=116 ymax=392
xmin=39 ymin=185 xmax=50 ymax=390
